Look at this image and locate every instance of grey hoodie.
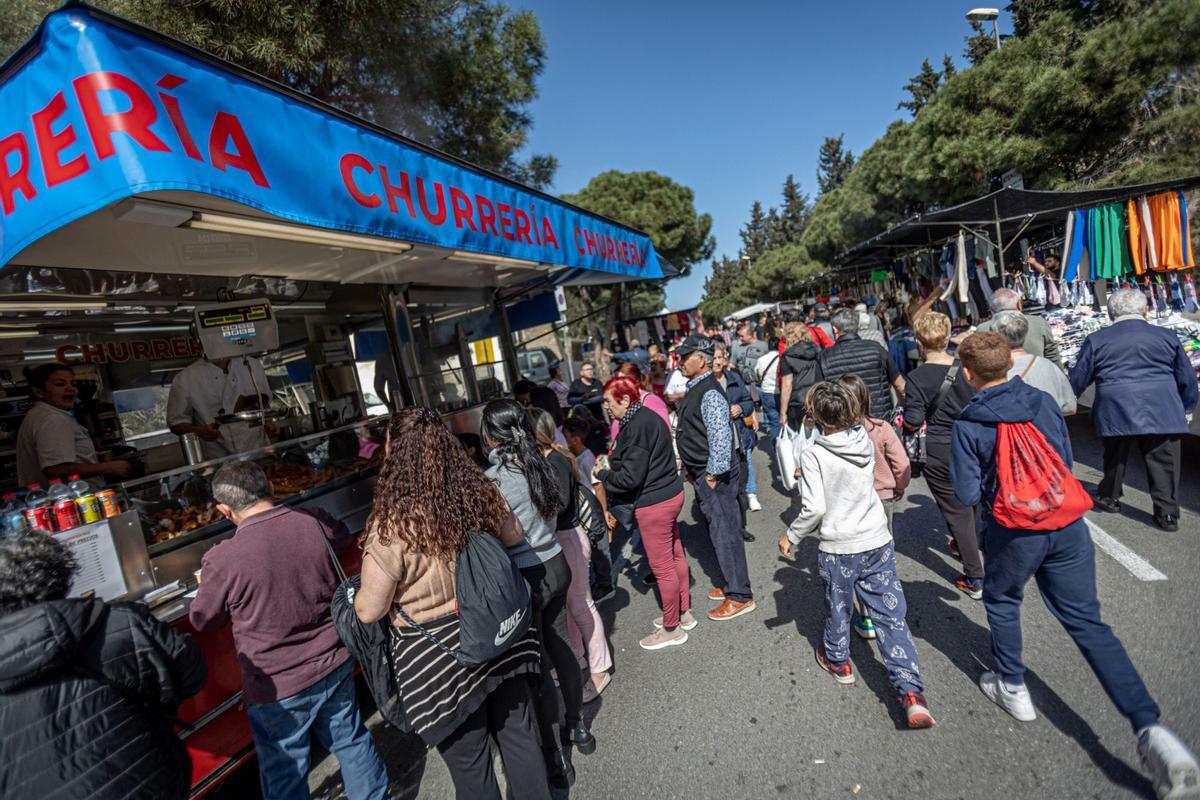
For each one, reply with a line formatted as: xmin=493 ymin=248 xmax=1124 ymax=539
xmin=486 ymin=455 xmax=562 ymax=568
xmin=786 ymin=425 xmax=892 ymax=555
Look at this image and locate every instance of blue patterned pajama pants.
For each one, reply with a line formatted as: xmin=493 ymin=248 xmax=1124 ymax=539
xmin=818 ymin=542 xmax=924 ymax=694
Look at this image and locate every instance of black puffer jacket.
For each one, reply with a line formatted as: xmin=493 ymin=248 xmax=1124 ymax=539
xmin=817 ymin=332 xmax=897 ymax=417
xmin=0 ymin=598 xmax=207 ymax=800
xmin=781 ymin=342 xmax=822 ymax=423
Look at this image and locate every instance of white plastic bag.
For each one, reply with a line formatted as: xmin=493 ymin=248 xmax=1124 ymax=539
xmin=776 ymin=421 xmax=817 ymax=492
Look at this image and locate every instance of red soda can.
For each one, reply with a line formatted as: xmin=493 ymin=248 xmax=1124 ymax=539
xmin=97 ymin=489 xmax=120 ymax=518
xmin=24 ymin=505 xmax=55 ymax=532
xmin=53 ymin=499 xmax=80 ymax=531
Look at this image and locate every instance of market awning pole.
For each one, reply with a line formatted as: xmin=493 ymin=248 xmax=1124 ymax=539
xmin=993 ymin=197 xmax=1006 ymax=274
xmin=494 ymin=292 xmax=521 ymax=392
xmin=456 ymin=322 xmax=480 ymax=405
xmin=378 ymin=285 xmax=419 ymax=408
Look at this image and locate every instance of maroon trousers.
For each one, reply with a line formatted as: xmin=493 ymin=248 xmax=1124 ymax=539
xmin=634 ymin=491 xmax=690 ymax=629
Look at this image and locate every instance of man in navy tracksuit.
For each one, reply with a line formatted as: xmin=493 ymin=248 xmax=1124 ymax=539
xmin=950 ymin=332 xmax=1198 ymax=800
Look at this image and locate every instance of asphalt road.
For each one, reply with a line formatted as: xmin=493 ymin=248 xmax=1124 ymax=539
xmin=215 ymin=417 xmax=1200 ymax=800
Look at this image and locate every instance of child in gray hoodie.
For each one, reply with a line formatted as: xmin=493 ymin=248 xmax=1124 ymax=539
xmin=778 ymin=381 xmax=935 ymax=729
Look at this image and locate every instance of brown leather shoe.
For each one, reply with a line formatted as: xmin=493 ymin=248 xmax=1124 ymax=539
xmin=707 ymin=597 xmax=756 ymax=621
xmin=706 ymin=587 xmax=725 ymax=601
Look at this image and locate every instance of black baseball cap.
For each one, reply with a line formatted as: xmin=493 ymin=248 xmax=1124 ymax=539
xmin=675 ymin=333 xmax=716 ymax=358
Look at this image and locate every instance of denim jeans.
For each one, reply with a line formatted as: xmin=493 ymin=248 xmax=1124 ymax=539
xmin=608 ymin=502 xmax=643 ymax=585
xmin=759 ymin=391 xmax=781 ymax=443
xmin=246 ymin=659 xmax=389 ymax=800
xmin=744 ymin=448 xmax=757 ymax=496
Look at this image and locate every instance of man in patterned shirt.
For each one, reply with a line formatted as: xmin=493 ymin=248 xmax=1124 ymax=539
xmin=672 ymin=334 xmax=756 ymax=621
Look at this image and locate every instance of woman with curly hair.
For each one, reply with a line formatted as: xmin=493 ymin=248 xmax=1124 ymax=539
xmin=480 ymin=399 xmax=594 ymax=786
xmin=529 ymin=408 xmax=613 ymax=702
xmin=354 ymin=407 xmax=550 ymax=800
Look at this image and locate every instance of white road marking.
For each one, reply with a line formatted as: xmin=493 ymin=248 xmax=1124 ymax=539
xmin=1085 ymin=518 xmax=1168 ymax=582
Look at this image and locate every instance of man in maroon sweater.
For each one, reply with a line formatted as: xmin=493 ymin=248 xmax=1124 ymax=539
xmin=190 ymin=461 xmax=389 ymax=800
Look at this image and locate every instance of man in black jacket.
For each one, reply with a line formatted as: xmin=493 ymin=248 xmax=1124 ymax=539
xmin=0 ymin=533 xmax=207 ymax=800
xmin=674 ymin=334 xmax=755 ymax=622
xmin=819 ymin=308 xmax=906 ymax=417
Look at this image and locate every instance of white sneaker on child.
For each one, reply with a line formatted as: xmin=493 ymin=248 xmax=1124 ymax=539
xmin=1139 ymin=724 xmax=1200 ymax=799
xmin=979 ymin=671 xmax=1037 ymax=722
xmin=747 ymin=494 xmax=762 ymax=512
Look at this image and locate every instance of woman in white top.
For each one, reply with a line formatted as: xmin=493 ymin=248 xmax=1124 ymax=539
xmin=15 ymin=365 xmax=131 ymax=486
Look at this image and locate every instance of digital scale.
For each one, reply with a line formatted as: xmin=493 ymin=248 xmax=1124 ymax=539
xmin=193 ymin=299 xmax=280 ymax=360
xmin=192 ymin=300 xmax=286 ymax=426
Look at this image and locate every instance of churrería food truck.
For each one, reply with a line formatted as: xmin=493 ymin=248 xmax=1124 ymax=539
xmin=0 ymin=4 xmax=665 ymax=793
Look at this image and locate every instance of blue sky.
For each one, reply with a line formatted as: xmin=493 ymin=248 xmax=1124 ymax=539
xmin=513 ymin=1 xmax=1010 ymax=309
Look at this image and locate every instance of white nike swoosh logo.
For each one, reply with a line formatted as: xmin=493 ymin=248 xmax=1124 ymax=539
xmin=493 ymin=608 xmax=527 ymax=646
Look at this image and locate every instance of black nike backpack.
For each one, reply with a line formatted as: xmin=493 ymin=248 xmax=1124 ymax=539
xmin=397 ymin=530 xmax=532 ymax=668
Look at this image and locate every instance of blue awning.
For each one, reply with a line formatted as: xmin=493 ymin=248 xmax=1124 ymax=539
xmin=0 ymin=4 xmax=663 ymax=285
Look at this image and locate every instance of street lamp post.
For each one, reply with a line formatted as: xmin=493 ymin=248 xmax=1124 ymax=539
xmin=966 ymin=7 xmax=1002 ymax=49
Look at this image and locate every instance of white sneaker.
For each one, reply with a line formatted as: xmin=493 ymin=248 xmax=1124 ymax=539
xmin=747 ymin=494 xmax=762 ymax=512
xmin=1139 ymin=724 xmax=1200 ymax=799
xmin=654 ymin=610 xmax=698 ymax=630
xmin=979 ymin=671 xmax=1037 ymax=722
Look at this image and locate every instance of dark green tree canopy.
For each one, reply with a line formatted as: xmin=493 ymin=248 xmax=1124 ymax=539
xmin=703 ymin=0 xmax=1198 ymax=316
xmin=0 ymin=0 xmax=557 ymax=186
xmin=563 ymin=171 xmax=713 ymax=276
xmin=816 ymin=136 xmax=855 ymax=195
xmin=739 ymin=201 xmax=770 ymax=261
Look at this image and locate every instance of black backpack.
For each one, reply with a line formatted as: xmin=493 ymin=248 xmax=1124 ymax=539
xmin=398 ymin=530 xmax=532 ymax=668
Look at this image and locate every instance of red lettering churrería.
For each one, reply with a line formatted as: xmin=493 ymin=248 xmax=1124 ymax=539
xmin=0 ymin=63 xmax=647 ymax=274
xmin=337 ymin=152 xmax=657 ymax=269
xmin=1 ymin=69 xmax=270 ymax=216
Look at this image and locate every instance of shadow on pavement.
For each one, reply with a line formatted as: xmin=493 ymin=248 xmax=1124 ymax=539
xmin=902 ymin=578 xmax=1154 ymax=799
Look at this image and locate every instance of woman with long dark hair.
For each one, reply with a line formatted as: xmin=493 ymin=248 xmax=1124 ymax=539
xmin=354 ymin=407 xmax=549 ymax=800
xmin=529 ymin=408 xmax=613 ymax=701
xmin=480 ymin=400 xmax=595 ymax=786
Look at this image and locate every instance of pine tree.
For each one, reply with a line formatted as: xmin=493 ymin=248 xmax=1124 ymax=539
xmin=739 ymin=201 xmax=769 ymax=261
xmin=764 ymin=207 xmax=783 ymax=250
xmin=898 ymin=58 xmax=943 ymax=116
xmin=942 ymin=54 xmax=957 ymax=81
xmin=780 ymin=174 xmax=813 ymax=243
xmin=964 ymin=19 xmax=998 ymax=65
xmin=816 ymin=136 xmax=855 ymax=195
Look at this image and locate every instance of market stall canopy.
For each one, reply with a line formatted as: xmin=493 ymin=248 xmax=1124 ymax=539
xmin=838 ymin=175 xmax=1200 ymax=271
xmin=723 ymin=302 xmax=778 ymax=322
xmin=0 ymin=4 xmax=667 ymax=289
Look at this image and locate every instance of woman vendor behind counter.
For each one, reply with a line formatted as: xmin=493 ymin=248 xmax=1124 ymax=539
xmin=15 ymin=365 xmax=131 ymax=486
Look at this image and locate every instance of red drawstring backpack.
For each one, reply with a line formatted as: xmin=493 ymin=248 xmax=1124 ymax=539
xmin=992 ymin=422 xmax=1093 ymax=530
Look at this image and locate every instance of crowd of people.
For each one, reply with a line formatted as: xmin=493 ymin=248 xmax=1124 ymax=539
xmin=0 ymin=289 xmax=1198 ymax=800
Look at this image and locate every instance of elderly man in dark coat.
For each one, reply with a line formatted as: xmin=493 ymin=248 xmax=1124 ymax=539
xmin=1070 ymin=288 xmax=1199 ymax=531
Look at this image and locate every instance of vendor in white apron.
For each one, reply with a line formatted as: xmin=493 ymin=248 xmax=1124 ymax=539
xmin=167 ymin=356 xmax=275 ymax=461
xmin=16 ymin=364 xmax=131 ymax=486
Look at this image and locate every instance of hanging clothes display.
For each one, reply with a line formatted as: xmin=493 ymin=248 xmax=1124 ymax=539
xmin=1129 ymin=191 xmax=1194 ymax=271
xmin=1061 ymin=209 xmax=1087 ymax=282
xmin=1127 ymin=197 xmax=1157 ymax=274
xmin=1086 ymin=203 xmax=1133 ymax=280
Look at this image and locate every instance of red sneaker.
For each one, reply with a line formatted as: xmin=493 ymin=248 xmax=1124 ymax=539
xmin=900 ymin=692 xmax=936 ymax=728
xmin=815 ymin=646 xmax=855 ymax=685
xmin=948 ymin=539 xmax=961 ymax=560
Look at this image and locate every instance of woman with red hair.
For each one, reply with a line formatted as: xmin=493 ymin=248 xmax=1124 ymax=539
xmin=595 ymin=375 xmax=690 ymax=650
